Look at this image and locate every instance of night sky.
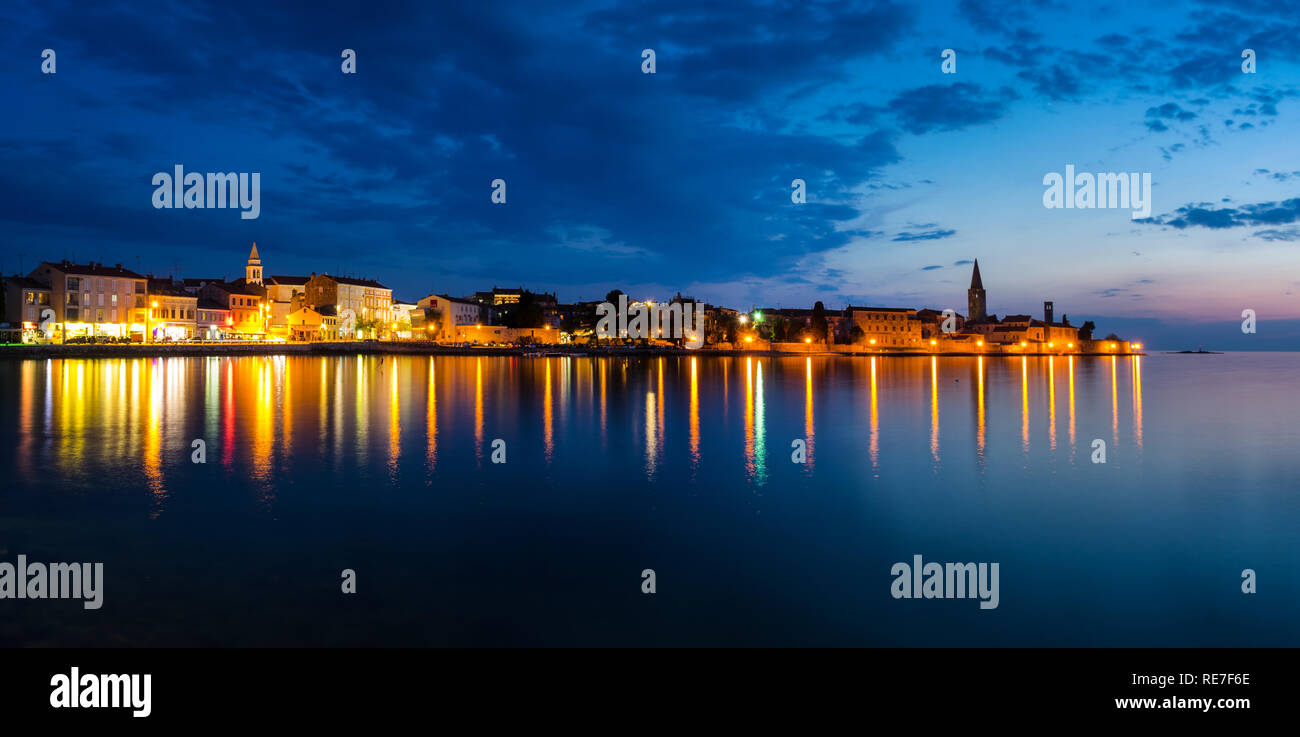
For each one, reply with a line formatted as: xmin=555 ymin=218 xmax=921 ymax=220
xmin=3 ymin=0 xmax=1298 ymax=347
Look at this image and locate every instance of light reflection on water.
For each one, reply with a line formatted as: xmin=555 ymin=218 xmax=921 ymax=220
xmin=3 ymin=352 xmax=1297 ymax=647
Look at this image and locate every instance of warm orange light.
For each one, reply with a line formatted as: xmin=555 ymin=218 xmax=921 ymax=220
xmin=1048 ymin=342 xmax=1054 ymax=348
xmin=1067 ymin=342 xmax=1074 ymax=348
xmin=151 ymin=301 xmax=158 ymax=307
xmin=805 ymin=337 xmax=812 ymax=343
xmin=929 ymin=339 xmax=937 ymax=346
xmin=1020 ymin=341 xmax=1027 ymax=347
xmin=745 ymin=336 xmax=754 ymax=343
xmin=869 ymin=339 xmax=876 ymax=345
xmin=1133 ymin=343 xmax=1142 ymax=349
xmin=976 ymin=340 xmax=983 ymax=346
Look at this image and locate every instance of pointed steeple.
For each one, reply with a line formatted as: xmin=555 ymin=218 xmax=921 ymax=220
xmin=969 ymin=259 xmax=983 ymax=290
xmin=246 ymin=242 xmax=263 ymax=286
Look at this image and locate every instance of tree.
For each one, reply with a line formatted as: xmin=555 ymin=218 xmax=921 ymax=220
xmin=850 ymin=325 xmax=865 ymax=343
xmin=1078 ymin=320 xmax=1096 ymax=341
xmin=810 ymin=301 xmax=829 ymax=343
xmin=770 ymin=316 xmax=789 ymax=342
xmin=605 ymin=289 xmax=624 ymax=305
xmin=1104 ymin=332 xmax=1121 ymax=341
xmin=508 ymin=291 xmax=545 ymax=328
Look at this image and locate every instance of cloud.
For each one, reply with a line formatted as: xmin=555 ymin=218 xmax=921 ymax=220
xmin=885 ymin=83 xmax=1020 ymax=135
xmin=921 ymin=264 xmax=943 ymax=270
xmin=893 ymin=229 xmax=957 ymax=242
xmin=1143 ymin=199 xmax=1300 ymax=229
xmin=1253 ymin=227 xmax=1300 ymax=242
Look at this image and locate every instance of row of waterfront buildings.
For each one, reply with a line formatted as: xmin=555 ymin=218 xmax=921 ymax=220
xmin=1 ymin=247 xmax=1133 ymax=352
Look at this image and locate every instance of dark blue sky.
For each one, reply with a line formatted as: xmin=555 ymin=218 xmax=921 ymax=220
xmin=3 ymin=0 xmax=1298 ymax=347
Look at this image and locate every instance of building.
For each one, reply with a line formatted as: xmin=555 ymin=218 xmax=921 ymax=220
xmin=195 ymin=299 xmax=231 ymax=340
xmin=967 ymin=259 xmax=987 ymax=323
xmin=3 ymin=276 xmax=53 ymax=342
xmin=26 ymin=261 xmax=149 ymax=341
xmin=418 ymin=294 xmax=485 ymax=340
xmin=199 ymin=281 xmax=266 ymax=338
xmin=286 ymin=304 xmax=339 ymax=341
xmin=303 ymin=273 xmax=393 ymax=338
xmin=845 ymin=306 xmax=922 ymax=349
xmin=390 ymin=298 xmax=419 ymax=339
xmin=916 ymin=308 xmax=965 ymax=339
xmin=264 ymin=275 xmax=309 ymax=337
xmin=146 ymin=278 xmax=198 ymax=341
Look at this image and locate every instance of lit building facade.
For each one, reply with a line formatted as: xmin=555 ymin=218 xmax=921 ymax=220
xmin=27 ymin=261 xmax=148 ymax=341
xmin=146 ymin=278 xmax=198 ymax=341
xmin=845 ymin=306 xmax=922 ymax=349
xmin=3 ymin=276 xmax=52 ymax=342
xmin=304 ymin=273 xmax=393 ymax=338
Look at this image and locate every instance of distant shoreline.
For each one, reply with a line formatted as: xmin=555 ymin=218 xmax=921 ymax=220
xmin=0 ymin=342 xmax=1146 ymax=359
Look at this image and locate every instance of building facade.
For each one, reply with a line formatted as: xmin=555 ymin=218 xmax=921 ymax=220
xmin=27 ymin=261 xmax=149 ymax=341
xmin=147 ymin=278 xmax=198 ymax=341
xmin=199 ymin=281 xmax=266 ymax=338
xmin=304 ymin=273 xmax=393 ymax=338
xmin=195 ymin=299 xmax=232 ymax=339
xmin=3 ymin=276 xmax=53 ymax=342
xmin=418 ymin=294 xmax=484 ymax=340
xmin=845 ymin=306 xmax=922 ymax=348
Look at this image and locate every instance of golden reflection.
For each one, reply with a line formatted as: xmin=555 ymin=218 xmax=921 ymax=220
xmin=1132 ymin=356 xmax=1143 ymax=450
xmin=869 ymin=356 xmax=879 ymax=473
xmin=645 ymin=388 xmax=657 ymax=478
xmin=1068 ymin=355 xmax=1075 ymax=454
xmin=599 ymin=358 xmax=607 ymax=447
xmin=475 ymin=357 xmax=484 ymax=462
xmin=19 ymin=362 xmax=35 ymax=477
xmin=543 ymin=358 xmax=554 ymax=464
xmin=224 ymin=359 xmax=235 ymax=470
xmin=1111 ymin=355 xmax=1119 ymax=445
xmin=929 ymin=356 xmax=939 ymax=463
xmin=1048 ymin=356 xmax=1056 ymax=451
xmin=355 ymin=358 xmax=369 ymax=467
xmin=976 ymin=356 xmax=985 ymax=462
xmin=805 ymin=357 xmax=815 ymax=469
xmin=388 ymin=360 xmax=401 ymax=478
xmin=657 ymin=358 xmax=665 ymax=453
xmin=318 ymin=359 xmax=327 ymax=448
xmin=427 ymin=357 xmax=437 ymax=470
xmin=281 ymin=357 xmax=291 ymax=456
xmin=752 ymin=360 xmax=766 ymax=484
xmin=689 ymin=357 xmax=700 ymax=470
xmin=252 ymin=358 xmax=273 ymax=487
xmin=1021 ymin=356 xmax=1029 ymax=452
xmin=745 ymin=357 xmax=754 ymax=477
xmin=143 ymin=359 xmax=164 ymax=513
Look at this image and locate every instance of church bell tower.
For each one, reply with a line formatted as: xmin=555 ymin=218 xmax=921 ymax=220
xmin=967 ymin=259 xmax=986 ymax=323
xmin=246 ymin=242 xmax=263 ymax=286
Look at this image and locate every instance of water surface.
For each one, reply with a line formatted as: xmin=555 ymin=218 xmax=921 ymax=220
xmin=1 ymin=353 xmax=1295 ymax=646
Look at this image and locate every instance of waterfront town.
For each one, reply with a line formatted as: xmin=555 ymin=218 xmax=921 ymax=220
xmin=0 ymin=243 xmax=1138 ymax=354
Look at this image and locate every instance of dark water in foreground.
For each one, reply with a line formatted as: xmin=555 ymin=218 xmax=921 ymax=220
xmin=0 ymin=353 xmax=1295 ymax=646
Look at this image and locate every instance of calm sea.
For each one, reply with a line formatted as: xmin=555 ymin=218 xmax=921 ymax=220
xmin=0 ymin=352 xmax=1295 ymax=646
